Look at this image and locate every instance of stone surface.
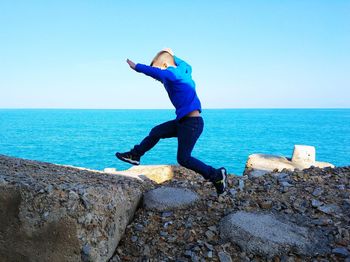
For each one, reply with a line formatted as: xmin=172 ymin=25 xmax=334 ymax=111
xmin=247 ymin=169 xmax=268 ymax=178
xmin=219 ymin=211 xmax=329 ymax=257
xmin=143 ymin=186 xmax=200 ymax=211
xmin=332 ymin=247 xmax=350 ymax=257
xmin=110 ymin=165 xmax=174 ymax=184
xmin=244 ymin=145 xmax=334 ymax=176
xmin=0 ymin=154 xmax=147 ymax=262
xmin=115 ymin=165 xmax=350 ymax=261
xmin=291 ymin=145 xmax=316 ymax=164
xmin=1 ymin=154 xmax=348 ymax=261
xmin=104 ymin=168 xmax=117 ymax=173
xmin=218 ymin=251 xmax=233 ymax=262
xmin=244 ymin=153 xmax=297 ymax=177
xmin=317 ymin=204 xmax=341 ymax=215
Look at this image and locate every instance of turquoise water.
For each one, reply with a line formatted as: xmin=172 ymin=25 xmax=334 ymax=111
xmin=0 ymin=109 xmax=349 ymax=175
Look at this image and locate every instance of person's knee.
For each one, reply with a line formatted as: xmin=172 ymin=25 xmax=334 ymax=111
xmin=177 ymin=154 xmax=190 ymax=167
xmin=149 ymin=126 xmax=160 ymax=138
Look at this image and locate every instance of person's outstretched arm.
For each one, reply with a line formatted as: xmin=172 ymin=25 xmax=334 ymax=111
xmin=126 ymin=58 xmax=174 ymax=82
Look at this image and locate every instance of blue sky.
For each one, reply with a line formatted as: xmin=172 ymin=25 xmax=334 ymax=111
xmin=0 ymin=1 xmax=349 ymax=108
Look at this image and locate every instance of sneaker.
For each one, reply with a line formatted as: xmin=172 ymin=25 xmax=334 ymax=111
xmin=213 ymin=167 xmax=228 ymax=195
xmin=115 ymin=151 xmax=140 ymax=165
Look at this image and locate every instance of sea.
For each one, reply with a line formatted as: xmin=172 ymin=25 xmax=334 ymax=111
xmin=0 ymin=109 xmax=349 ymax=175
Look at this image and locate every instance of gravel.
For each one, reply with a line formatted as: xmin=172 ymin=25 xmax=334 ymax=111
xmin=113 ymin=165 xmax=350 ymax=261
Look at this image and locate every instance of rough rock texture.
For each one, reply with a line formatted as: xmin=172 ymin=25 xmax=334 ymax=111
xmin=244 ymin=145 xmax=334 ymax=177
xmin=219 ymin=211 xmax=329 ymax=257
xmin=114 ymin=165 xmax=349 ymax=261
xmin=143 ymin=186 xmax=199 ymax=211
xmin=1 ymin=154 xmax=349 ymax=261
xmin=245 ymin=154 xmax=295 ymax=176
xmin=0 ymin=155 xmax=149 ymax=262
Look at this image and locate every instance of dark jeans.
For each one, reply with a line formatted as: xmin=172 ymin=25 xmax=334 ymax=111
xmin=130 ymin=116 xmax=218 ymax=181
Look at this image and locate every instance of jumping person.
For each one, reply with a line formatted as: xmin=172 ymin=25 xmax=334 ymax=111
xmin=116 ymin=48 xmax=228 ymax=195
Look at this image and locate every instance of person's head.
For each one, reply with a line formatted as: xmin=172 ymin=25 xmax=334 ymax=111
xmin=150 ymin=51 xmax=175 ymax=69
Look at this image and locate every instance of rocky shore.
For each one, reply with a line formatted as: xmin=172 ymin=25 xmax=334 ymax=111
xmin=113 ymin=165 xmax=350 ymax=261
xmin=0 ymin=154 xmax=349 ymax=261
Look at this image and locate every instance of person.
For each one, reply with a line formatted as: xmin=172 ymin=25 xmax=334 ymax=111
xmin=116 ymin=48 xmax=228 ymax=195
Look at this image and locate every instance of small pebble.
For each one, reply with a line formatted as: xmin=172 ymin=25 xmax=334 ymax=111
xmin=218 ymin=251 xmax=233 ymax=262
xmin=162 ymin=211 xmax=173 ymax=218
xmin=312 ymin=187 xmax=323 ymax=196
xmin=332 ymin=247 xmax=350 ymax=257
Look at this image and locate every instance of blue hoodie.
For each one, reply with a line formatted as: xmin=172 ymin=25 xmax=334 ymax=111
xmin=135 ymin=56 xmax=202 ymax=120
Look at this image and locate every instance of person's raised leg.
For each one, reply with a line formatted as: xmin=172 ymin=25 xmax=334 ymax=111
xmin=116 ymin=119 xmax=177 ymax=165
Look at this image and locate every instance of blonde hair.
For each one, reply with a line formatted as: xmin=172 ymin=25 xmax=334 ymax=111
xmin=150 ymin=51 xmax=175 ymax=67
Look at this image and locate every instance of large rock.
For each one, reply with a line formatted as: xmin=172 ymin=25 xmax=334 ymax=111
xmin=291 ymin=145 xmax=315 ymax=164
xmin=244 ymin=145 xmax=334 ymax=177
xmin=0 ymin=155 xmax=147 ymax=262
xmin=219 ymin=211 xmax=330 ymax=257
xmin=143 ymin=186 xmax=200 ymax=211
xmin=105 ymin=165 xmax=174 ymax=184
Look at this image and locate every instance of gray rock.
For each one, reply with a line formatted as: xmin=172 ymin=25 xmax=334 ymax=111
xmin=0 ymin=154 xmax=145 ymax=262
xmin=218 ymin=251 xmax=232 ymax=262
xmin=336 ymin=184 xmax=345 ymax=190
xmin=312 ymin=187 xmax=324 ymax=196
xmin=68 ymin=190 xmax=79 ymax=200
xmin=219 ymin=211 xmax=329 ymax=257
xmin=185 ymin=221 xmax=193 ymax=228
xmin=332 ymin=247 xmax=350 ymax=257
xmin=184 ymin=250 xmax=193 ymax=258
xmin=192 ymin=246 xmax=201 ymax=252
xmin=248 ymin=169 xmax=268 ymax=177
xmin=275 ymin=172 xmax=290 ymax=180
xmin=80 ymin=193 xmax=93 ymax=210
xmin=160 ymin=231 xmax=168 ymax=237
xmin=81 ymin=244 xmax=92 ymax=262
xmin=205 ymin=230 xmax=215 ymax=240
xmin=45 ymin=184 xmax=53 ymax=193
xmin=204 ymin=242 xmax=214 ymax=250
xmin=311 ymin=199 xmax=323 ymax=208
xmin=208 ymin=225 xmax=217 ymax=232
xmin=135 ymin=223 xmax=144 ymax=231
xmin=229 ymin=188 xmax=237 ymax=197
xmin=311 ymin=217 xmax=332 ymax=226
xmin=191 ymin=253 xmax=200 ymax=262
xmin=317 ymin=204 xmax=340 ymax=215
xmin=163 ymin=221 xmax=173 ymax=228
xmin=143 ymin=244 xmax=151 ymax=256
xmin=143 ymin=187 xmax=200 ymax=211
xmin=238 ymin=179 xmax=245 ymax=191
xmin=162 ymin=211 xmax=173 ymax=217
xmin=280 ymin=181 xmax=293 ymax=187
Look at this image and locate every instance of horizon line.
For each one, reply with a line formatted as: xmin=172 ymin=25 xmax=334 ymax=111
xmin=0 ymin=107 xmax=349 ymax=110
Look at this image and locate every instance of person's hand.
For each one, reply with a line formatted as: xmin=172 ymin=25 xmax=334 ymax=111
xmin=162 ymin=48 xmax=174 ymax=56
xmin=126 ymin=59 xmax=136 ymax=70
